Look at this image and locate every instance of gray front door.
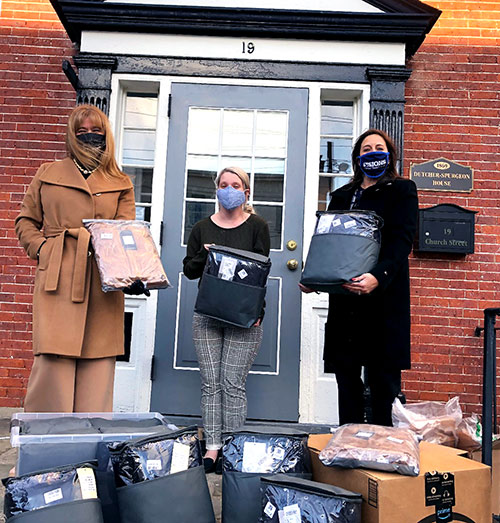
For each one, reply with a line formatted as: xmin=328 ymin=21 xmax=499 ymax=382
xmin=151 ymin=83 xmax=308 ymax=421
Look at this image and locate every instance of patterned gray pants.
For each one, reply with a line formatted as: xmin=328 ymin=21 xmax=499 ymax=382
xmin=192 ymin=312 xmax=263 ymax=449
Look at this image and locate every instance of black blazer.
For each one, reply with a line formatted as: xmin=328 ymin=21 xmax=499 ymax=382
xmin=324 ymin=178 xmax=418 ymax=372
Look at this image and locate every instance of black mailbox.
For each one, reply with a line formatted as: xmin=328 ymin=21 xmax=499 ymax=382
xmin=417 ymin=204 xmax=476 ymax=254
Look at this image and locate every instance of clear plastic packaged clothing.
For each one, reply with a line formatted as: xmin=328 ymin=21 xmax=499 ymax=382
xmin=195 ymin=245 xmax=271 ymax=328
xmin=3 ymin=462 xmax=98 ymax=518
xmin=83 ymin=219 xmax=170 ymax=292
xmin=205 ymin=245 xmax=271 ymax=287
xmin=319 ymin=423 xmax=420 ymax=476
xmin=223 ymin=428 xmax=310 ymax=474
xmin=107 ymin=427 xmax=202 ymax=486
xmin=300 ymin=210 xmax=383 ymax=293
xmin=260 ymin=474 xmax=362 ymax=523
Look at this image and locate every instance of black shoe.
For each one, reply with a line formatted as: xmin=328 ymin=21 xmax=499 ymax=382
xmin=203 ymin=456 xmax=217 ymax=473
xmin=215 ymin=454 xmax=223 ymax=475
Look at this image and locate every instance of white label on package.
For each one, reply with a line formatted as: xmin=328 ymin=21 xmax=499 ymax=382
xmin=264 ymin=501 xmax=277 ymax=518
xmin=100 ymin=233 xmax=113 ymax=240
xmin=77 ymin=467 xmax=98 ymax=499
xmin=170 ymin=441 xmax=190 ymax=474
xmin=218 ymin=256 xmax=238 ymax=281
xmin=355 ymin=430 xmax=374 ymax=439
xmin=283 ymin=504 xmax=302 ymax=523
xmin=146 ymin=459 xmax=163 ymax=472
xmin=122 ymin=234 xmax=135 ymax=245
xmin=242 ymin=441 xmax=268 ymax=473
xmin=316 ymin=214 xmax=333 ymax=233
xmin=331 ymin=218 xmax=341 ymax=228
xmin=344 ymin=220 xmax=357 ymax=229
xmin=387 ymin=436 xmax=405 ymax=444
xmin=237 ymin=269 xmax=248 ymax=279
xmin=272 ymin=446 xmax=285 ymax=461
xmin=44 ymin=487 xmax=63 ymax=504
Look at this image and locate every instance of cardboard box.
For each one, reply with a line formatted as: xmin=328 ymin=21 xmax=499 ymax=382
xmin=471 ymin=439 xmax=500 ymax=515
xmin=309 ymin=434 xmax=492 ymax=523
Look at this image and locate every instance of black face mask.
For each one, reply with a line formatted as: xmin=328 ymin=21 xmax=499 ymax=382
xmin=77 ymin=132 xmax=106 ymax=149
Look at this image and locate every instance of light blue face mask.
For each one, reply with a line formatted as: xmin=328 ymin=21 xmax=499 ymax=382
xmin=216 ymin=186 xmax=246 ymax=210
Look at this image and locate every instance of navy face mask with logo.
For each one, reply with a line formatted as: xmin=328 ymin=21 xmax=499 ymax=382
xmin=358 ymin=151 xmax=390 ymax=179
xmin=77 ymin=132 xmax=106 ymax=149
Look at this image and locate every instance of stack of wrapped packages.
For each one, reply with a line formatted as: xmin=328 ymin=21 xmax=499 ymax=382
xmin=4 ymin=414 xmax=216 ymax=523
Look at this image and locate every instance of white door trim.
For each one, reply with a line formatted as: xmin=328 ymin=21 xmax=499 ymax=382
xmin=109 ymin=73 xmax=370 ymax=422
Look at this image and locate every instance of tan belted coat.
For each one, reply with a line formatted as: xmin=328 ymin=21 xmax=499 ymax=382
xmin=15 ymin=157 xmax=135 ymax=359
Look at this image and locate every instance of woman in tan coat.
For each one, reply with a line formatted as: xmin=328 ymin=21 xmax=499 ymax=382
xmin=15 ymin=105 xmax=136 ymax=412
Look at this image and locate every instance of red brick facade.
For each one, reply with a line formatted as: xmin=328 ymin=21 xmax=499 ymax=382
xmin=403 ymin=0 xmax=500 ymax=413
xmin=0 ymin=0 xmax=498 ymax=414
xmin=0 ymin=0 xmax=74 ymax=406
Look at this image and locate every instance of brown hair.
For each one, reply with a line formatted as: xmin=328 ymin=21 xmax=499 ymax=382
xmin=66 ymin=104 xmax=127 ymax=179
xmin=215 ymin=166 xmax=255 ymax=214
xmin=351 ymin=128 xmax=399 ymax=186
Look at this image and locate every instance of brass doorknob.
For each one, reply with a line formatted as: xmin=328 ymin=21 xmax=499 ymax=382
xmin=287 ymin=259 xmax=299 ymax=271
xmin=286 ymin=240 xmax=297 ymax=251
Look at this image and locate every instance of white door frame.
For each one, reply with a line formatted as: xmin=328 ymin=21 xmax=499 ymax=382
xmin=109 ymin=73 xmax=371 ymax=424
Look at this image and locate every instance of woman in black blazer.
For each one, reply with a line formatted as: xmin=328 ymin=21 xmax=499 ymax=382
xmin=307 ymin=129 xmax=418 ymax=426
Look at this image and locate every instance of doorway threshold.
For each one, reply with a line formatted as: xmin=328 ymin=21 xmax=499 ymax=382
xmin=161 ymin=414 xmax=336 ymax=434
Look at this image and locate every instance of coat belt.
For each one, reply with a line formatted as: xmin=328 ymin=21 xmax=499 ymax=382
xmin=43 ymin=227 xmax=91 ymax=303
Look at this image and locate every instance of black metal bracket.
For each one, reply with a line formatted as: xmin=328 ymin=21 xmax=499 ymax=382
xmin=62 ymin=60 xmax=78 ymax=91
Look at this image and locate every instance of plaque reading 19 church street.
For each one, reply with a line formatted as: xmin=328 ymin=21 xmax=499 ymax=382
xmin=410 ymin=158 xmax=473 ymax=192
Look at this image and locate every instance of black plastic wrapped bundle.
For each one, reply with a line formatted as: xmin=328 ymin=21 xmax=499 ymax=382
xmin=300 ymin=210 xmax=383 ymax=293
xmin=107 ymin=426 xmax=202 ymax=486
xmin=195 ymin=245 xmax=271 ymax=328
xmin=222 ymin=426 xmax=312 ymax=523
xmin=3 ymin=462 xmax=100 ymax=520
xmin=260 ymin=475 xmax=362 ymax=523
xmin=111 ymin=427 xmax=215 ymax=523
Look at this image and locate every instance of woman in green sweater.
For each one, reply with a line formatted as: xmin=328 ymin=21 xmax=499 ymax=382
xmin=183 ymin=166 xmax=270 ymax=473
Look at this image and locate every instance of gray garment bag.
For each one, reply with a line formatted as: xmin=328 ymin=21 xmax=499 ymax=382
xmin=221 ymin=426 xmax=312 ymax=523
xmin=300 ymin=210 xmax=383 ymax=293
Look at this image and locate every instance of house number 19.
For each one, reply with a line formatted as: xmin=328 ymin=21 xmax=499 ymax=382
xmin=242 ymin=42 xmax=255 ymax=54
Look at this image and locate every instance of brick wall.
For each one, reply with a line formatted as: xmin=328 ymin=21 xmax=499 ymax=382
xmin=403 ymin=0 xmax=500 ymax=414
xmin=0 ymin=0 xmax=75 ymax=405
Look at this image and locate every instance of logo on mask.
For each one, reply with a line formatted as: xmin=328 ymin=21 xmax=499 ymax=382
xmin=358 ymin=151 xmax=390 ymax=179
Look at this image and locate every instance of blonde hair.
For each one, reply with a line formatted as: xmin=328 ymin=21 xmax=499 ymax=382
xmin=215 ymin=166 xmax=255 ymax=214
xmin=66 ymin=104 xmax=127 ymax=179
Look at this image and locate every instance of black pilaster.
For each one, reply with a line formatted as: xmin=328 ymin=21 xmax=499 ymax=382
xmin=367 ymin=66 xmax=412 ymax=173
xmin=73 ymin=55 xmax=117 ymax=114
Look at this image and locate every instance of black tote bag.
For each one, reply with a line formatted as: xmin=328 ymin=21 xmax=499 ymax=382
xmin=116 ymin=466 xmax=215 ymax=523
xmin=300 ymin=210 xmax=383 ymax=293
xmin=221 ymin=426 xmax=311 ymax=523
xmin=195 ymin=245 xmax=271 ymax=328
xmin=6 ymin=499 xmax=104 ymax=523
xmin=260 ymin=474 xmax=362 ymax=523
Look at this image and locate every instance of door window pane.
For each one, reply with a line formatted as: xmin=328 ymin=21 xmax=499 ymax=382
xmin=318 ymin=99 xmax=354 ymax=211
xmin=187 ymin=108 xmax=221 ymax=154
xmin=183 ymin=107 xmax=289 ymax=248
xmin=321 ymin=102 xmax=353 ymax=136
xmin=255 ymin=111 xmax=288 ymax=158
xmin=184 ymin=201 xmax=215 ymax=244
xmin=122 ymin=130 xmax=156 ymax=165
xmin=253 ymin=205 xmax=282 ymax=250
xmin=221 ymin=110 xmax=254 ymax=157
xmin=186 ymin=155 xmax=218 ymax=199
xmin=120 ymin=92 xmax=159 ymax=222
xmin=253 ymin=158 xmax=285 ymax=202
xmin=319 ymin=137 xmax=352 ymax=174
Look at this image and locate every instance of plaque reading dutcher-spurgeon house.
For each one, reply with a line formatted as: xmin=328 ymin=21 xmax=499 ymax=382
xmin=410 ymin=158 xmax=473 ymax=192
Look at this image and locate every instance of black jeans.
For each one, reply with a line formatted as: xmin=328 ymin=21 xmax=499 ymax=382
xmin=335 ymin=366 xmax=401 ymax=426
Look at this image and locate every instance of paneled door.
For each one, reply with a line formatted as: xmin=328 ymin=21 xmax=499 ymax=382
xmin=151 ymin=83 xmax=308 ymax=421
